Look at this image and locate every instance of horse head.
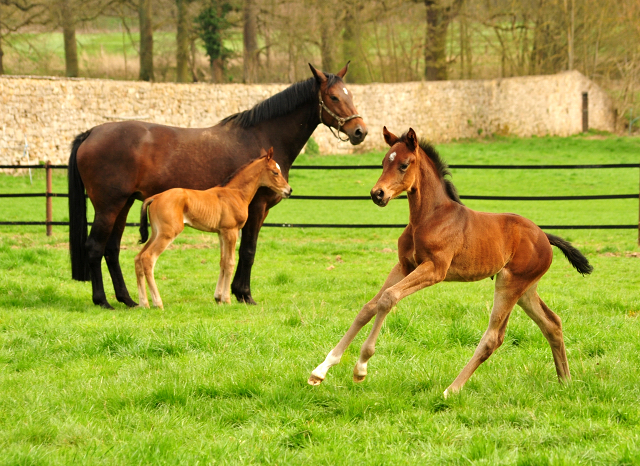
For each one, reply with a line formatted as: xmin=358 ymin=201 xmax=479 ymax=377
xmin=370 ymin=127 xmax=420 ymax=207
xmin=309 ymin=62 xmax=368 ymax=145
xmin=260 ymin=147 xmax=292 ymax=198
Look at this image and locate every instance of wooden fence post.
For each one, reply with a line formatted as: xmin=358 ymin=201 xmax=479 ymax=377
xmin=582 ymin=92 xmax=589 ymax=133
xmin=46 ymin=161 xmax=52 ymax=236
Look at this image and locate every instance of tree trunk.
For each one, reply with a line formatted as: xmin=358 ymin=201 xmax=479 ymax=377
xmin=61 ymin=0 xmax=78 ymax=78
xmin=424 ymin=0 xmax=462 ymax=81
xmin=243 ymin=0 xmax=258 ymax=83
xmin=211 ymin=57 xmax=223 ymax=83
xmin=139 ymin=0 xmax=154 ymax=81
xmin=176 ymin=0 xmax=190 ymax=82
xmin=318 ymin=2 xmax=334 ymax=72
xmin=342 ymin=0 xmax=365 ymax=82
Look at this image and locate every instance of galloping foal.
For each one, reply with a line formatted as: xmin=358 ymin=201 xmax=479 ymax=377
xmin=309 ymin=127 xmax=592 ymax=397
xmin=135 ymin=148 xmax=292 ymax=308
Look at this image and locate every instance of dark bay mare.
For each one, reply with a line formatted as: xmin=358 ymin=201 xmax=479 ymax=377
xmin=309 ymin=127 xmax=592 ymax=397
xmin=68 ymin=63 xmax=367 ymax=308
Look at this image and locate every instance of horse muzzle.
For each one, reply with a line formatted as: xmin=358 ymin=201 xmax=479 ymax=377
xmin=282 ymin=187 xmax=293 ymax=199
xmin=370 ymin=188 xmax=389 ymax=207
xmin=346 ymin=122 xmax=368 ymax=145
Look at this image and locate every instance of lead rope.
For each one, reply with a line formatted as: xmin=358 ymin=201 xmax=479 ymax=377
xmin=318 ymin=90 xmax=362 ymax=142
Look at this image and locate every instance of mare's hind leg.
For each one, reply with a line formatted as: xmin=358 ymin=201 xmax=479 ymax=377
xmin=105 ymin=197 xmax=137 ymax=307
xmin=518 ymin=284 xmax=570 ymax=381
xmin=86 ymin=206 xmax=125 ymax=309
xmin=308 ymin=263 xmax=406 ymax=385
xmin=444 ymin=270 xmax=527 ymax=398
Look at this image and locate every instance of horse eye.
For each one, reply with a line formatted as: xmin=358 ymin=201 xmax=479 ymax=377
xmin=330 ymin=95 xmax=339 ymax=102
xmin=399 ymin=163 xmax=409 ymax=171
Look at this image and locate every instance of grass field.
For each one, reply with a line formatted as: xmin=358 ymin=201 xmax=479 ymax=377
xmin=1 ymin=135 xmax=640 ymax=464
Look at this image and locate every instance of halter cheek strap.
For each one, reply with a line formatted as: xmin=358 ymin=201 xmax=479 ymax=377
xmin=318 ymin=90 xmax=362 ymax=142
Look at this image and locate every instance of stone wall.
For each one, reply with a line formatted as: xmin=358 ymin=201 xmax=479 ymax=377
xmin=0 ymin=71 xmax=615 ymax=165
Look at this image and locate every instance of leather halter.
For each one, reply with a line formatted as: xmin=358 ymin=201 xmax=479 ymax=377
xmin=318 ymin=90 xmax=362 ymax=142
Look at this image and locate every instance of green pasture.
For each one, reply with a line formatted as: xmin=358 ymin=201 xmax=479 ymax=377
xmin=1 ymin=135 xmax=640 ymax=464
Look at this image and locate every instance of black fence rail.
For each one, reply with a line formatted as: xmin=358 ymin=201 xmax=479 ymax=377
xmin=1 ymin=163 xmax=639 ymax=240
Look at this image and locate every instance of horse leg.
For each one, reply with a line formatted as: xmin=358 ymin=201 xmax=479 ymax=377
xmin=518 ymin=283 xmax=571 ymax=381
xmin=140 ymin=229 xmax=180 ymax=310
xmin=135 ymin=230 xmax=156 ymax=308
xmin=353 ymin=260 xmax=448 ymax=383
xmin=231 ymin=197 xmax=268 ymax=304
xmin=444 ymin=271 xmax=526 ymax=398
xmin=104 ymin=198 xmax=137 ymax=307
xmin=219 ymin=229 xmax=238 ymax=304
xmin=308 ymin=263 xmax=406 ymax=385
xmin=214 ymin=234 xmax=224 ymax=303
xmin=86 ymin=207 xmax=124 ymax=309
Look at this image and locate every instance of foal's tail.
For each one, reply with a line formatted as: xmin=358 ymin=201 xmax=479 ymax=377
xmin=68 ymin=130 xmax=92 ymax=281
xmin=138 ymin=198 xmax=154 ymax=244
xmin=546 ymin=233 xmax=593 ymax=276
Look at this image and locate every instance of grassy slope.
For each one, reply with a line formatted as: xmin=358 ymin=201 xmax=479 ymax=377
xmin=1 ymin=135 xmax=640 ymax=465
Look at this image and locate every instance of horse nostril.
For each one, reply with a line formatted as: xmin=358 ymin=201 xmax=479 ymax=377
xmin=375 ymin=189 xmax=384 ymax=200
xmin=354 ymin=128 xmax=362 ymax=138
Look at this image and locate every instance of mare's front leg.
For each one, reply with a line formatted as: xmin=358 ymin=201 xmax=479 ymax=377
xmin=231 ymin=192 xmax=270 ymax=304
xmin=308 ymin=263 xmax=406 ymax=385
xmin=353 ymin=259 xmax=448 ymax=383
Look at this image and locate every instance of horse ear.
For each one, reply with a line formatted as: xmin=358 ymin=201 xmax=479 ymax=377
xmin=309 ymin=63 xmax=327 ymax=84
xmin=266 ymin=147 xmax=274 ymax=161
xmin=336 ymin=61 xmax=350 ymax=79
xmin=259 ymin=147 xmax=268 ymax=158
xmin=406 ymin=128 xmax=418 ymax=151
xmin=383 ymin=126 xmax=398 ymax=146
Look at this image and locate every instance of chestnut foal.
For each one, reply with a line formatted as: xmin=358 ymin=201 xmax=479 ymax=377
xmin=309 ymin=127 xmax=592 ymax=397
xmin=135 ymin=148 xmax=291 ymax=308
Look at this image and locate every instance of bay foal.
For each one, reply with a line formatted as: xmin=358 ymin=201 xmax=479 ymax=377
xmin=309 ymin=127 xmax=592 ymax=397
xmin=135 ymin=148 xmax=291 ymax=308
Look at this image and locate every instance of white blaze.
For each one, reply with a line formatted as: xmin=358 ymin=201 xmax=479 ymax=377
xmin=276 ymin=162 xmax=281 ymax=171
xmin=389 ymin=152 xmax=396 ymax=162
xmin=343 ymin=88 xmax=348 ymax=95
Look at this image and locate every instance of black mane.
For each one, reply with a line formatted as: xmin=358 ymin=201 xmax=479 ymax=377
xmin=400 ymin=133 xmax=463 ymax=205
xmin=220 ymin=73 xmax=342 ymax=128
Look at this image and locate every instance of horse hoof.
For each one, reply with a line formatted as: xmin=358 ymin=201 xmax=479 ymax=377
xmin=308 ymin=374 xmax=324 ymax=386
xmin=119 ymin=297 xmax=138 ymax=307
xmin=118 ymin=298 xmax=138 ymax=307
xmin=353 ymin=374 xmax=366 ymax=383
xmin=235 ymin=294 xmax=257 ymax=305
xmin=98 ymin=301 xmax=115 ymax=310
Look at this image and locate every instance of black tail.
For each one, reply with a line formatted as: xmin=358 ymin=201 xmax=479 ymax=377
xmin=138 ymin=198 xmax=153 ymax=244
xmin=546 ymin=233 xmax=593 ymax=276
xmin=68 ymin=130 xmax=92 ymax=281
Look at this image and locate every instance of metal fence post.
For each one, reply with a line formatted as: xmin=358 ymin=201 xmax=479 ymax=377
xmin=46 ymin=161 xmax=52 ymax=236
xmin=582 ymin=92 xmax=589 ymax=133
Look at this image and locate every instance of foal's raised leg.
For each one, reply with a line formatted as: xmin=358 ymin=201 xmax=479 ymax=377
xmin=444 ymin=271 xmax=526 ymax=398
xmin=308 ymin=263 xmax=406 ymax=385
xmin=353 ymin=261 xmax=447 ymax=383
xmin=517 ymin=284 xmax=571 ymax=381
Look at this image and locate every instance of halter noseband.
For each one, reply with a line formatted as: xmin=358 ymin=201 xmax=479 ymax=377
xmin=318 ymin=90 xmax=362 ymax=142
